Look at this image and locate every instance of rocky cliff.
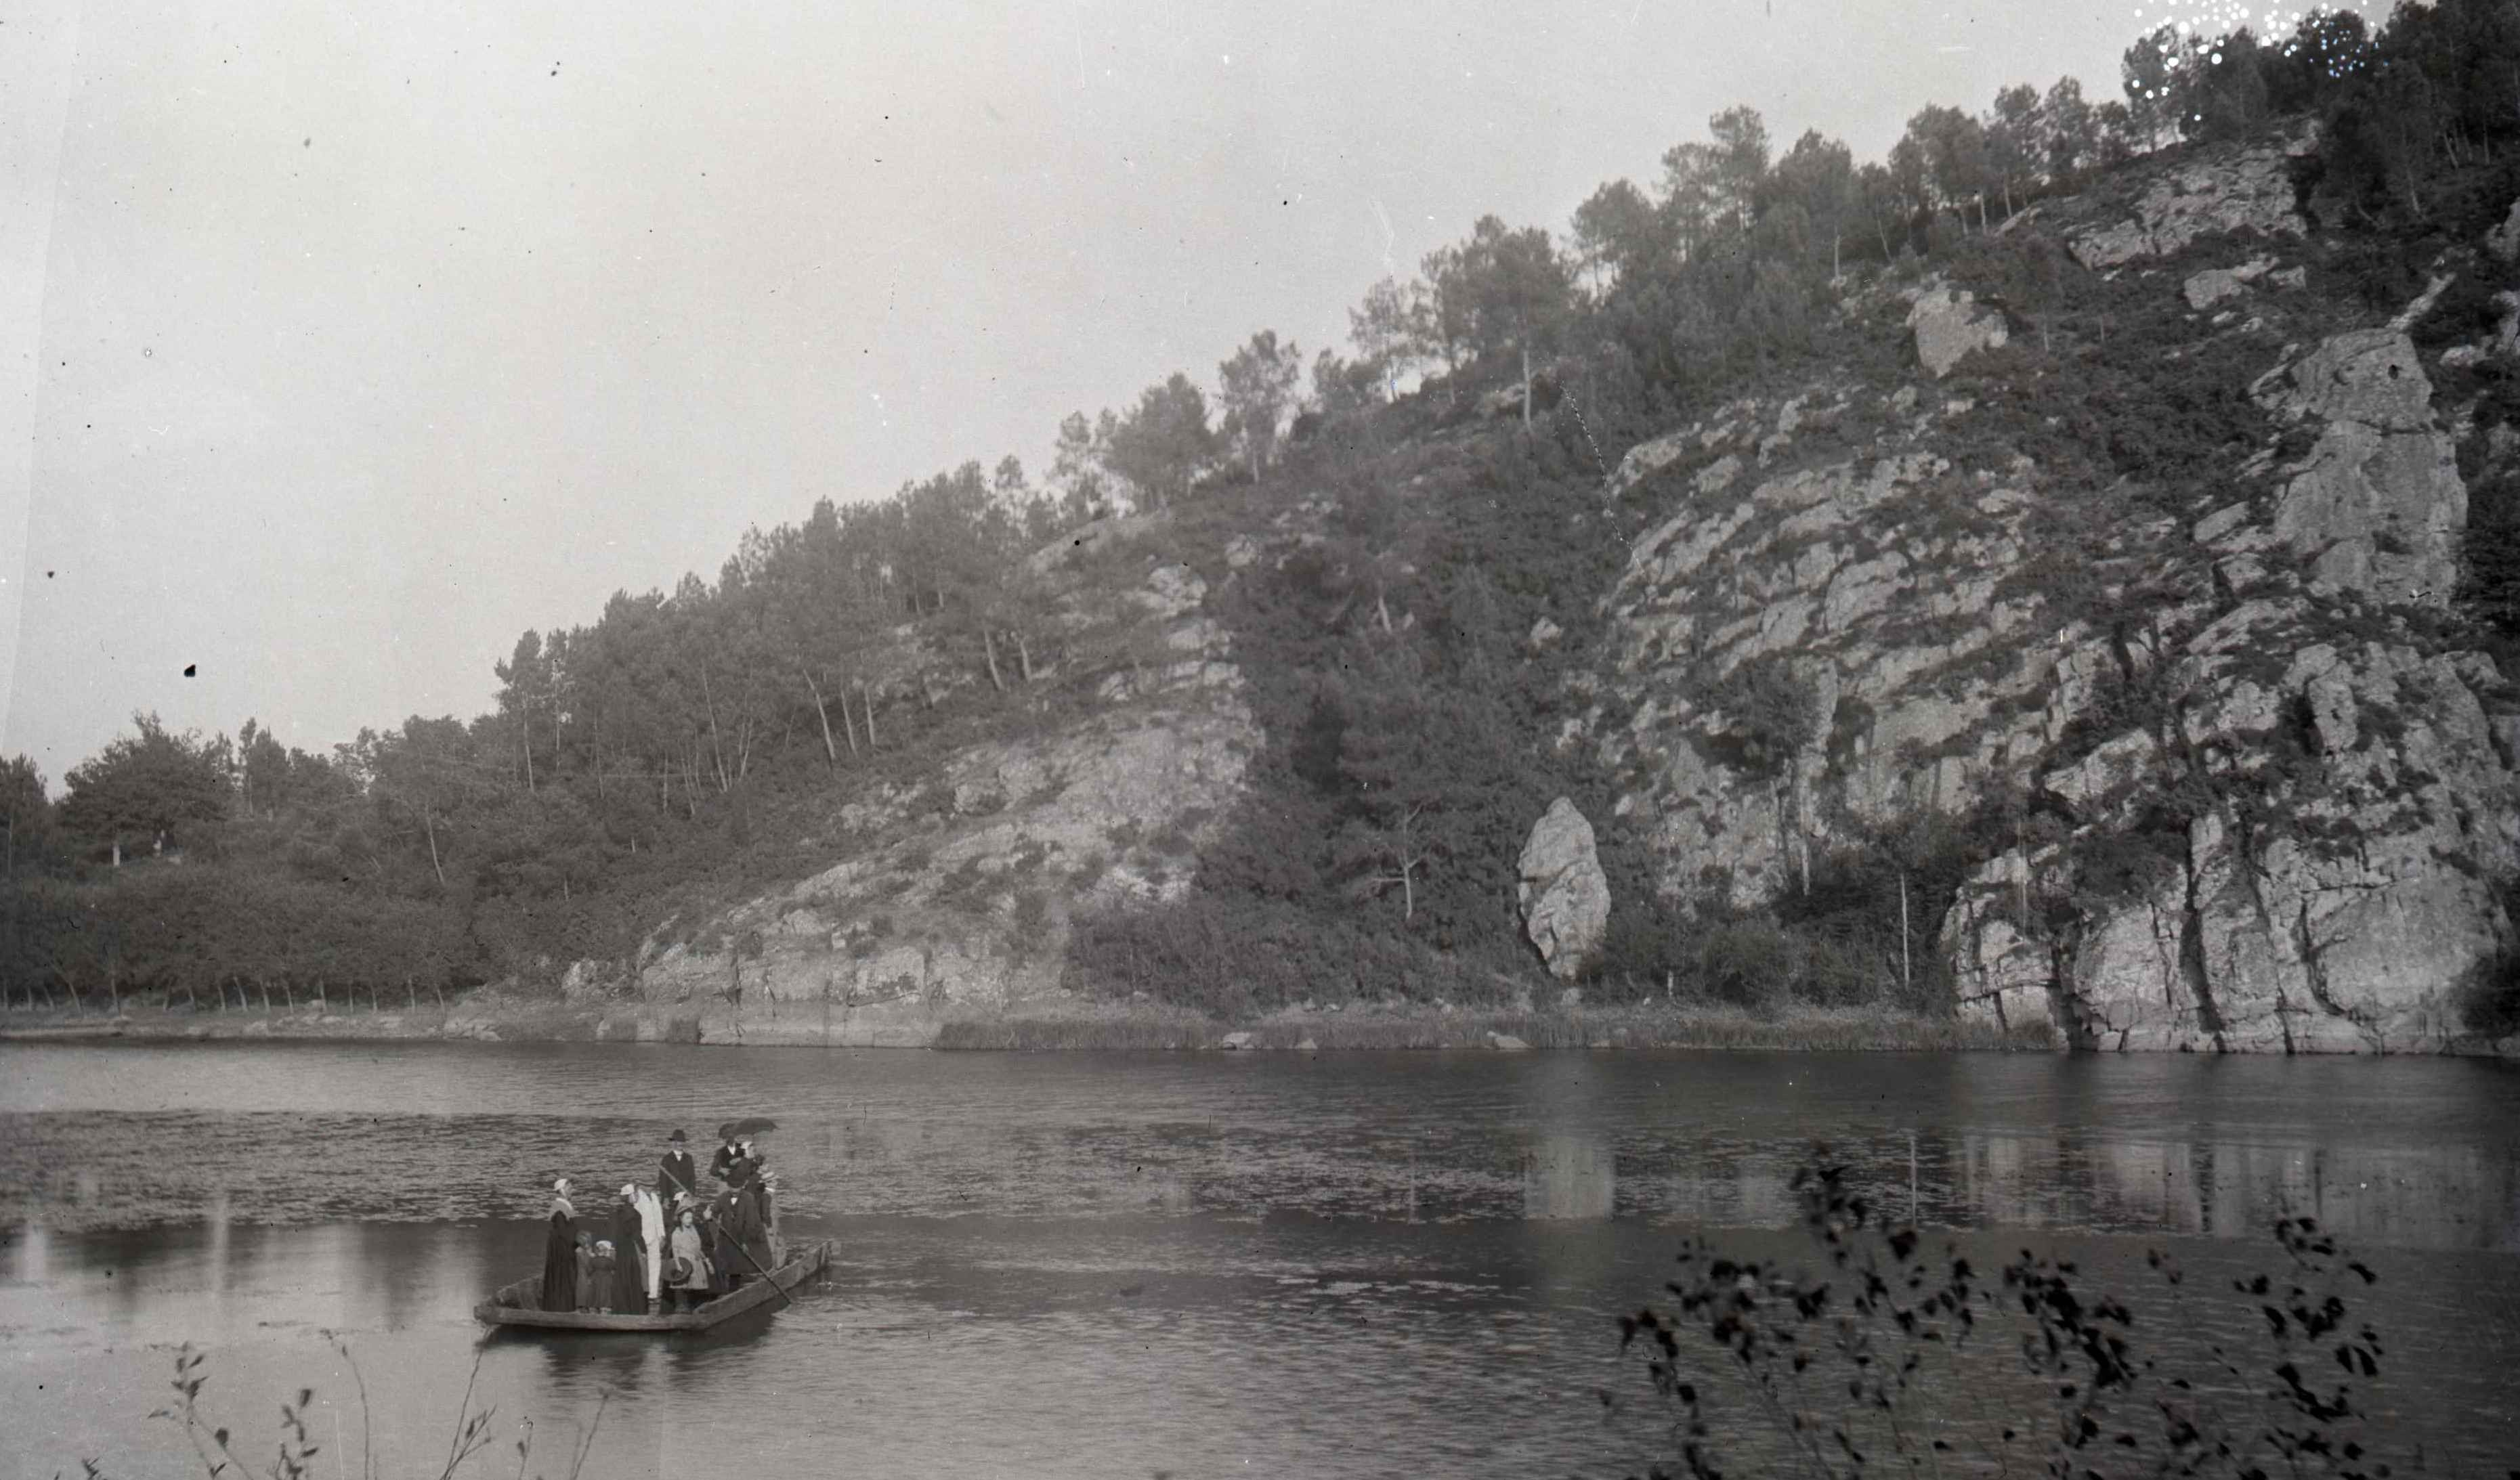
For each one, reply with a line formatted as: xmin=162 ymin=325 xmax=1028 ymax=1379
xmin=536 ymin=135 xmax=2519 ymax=1055
xmin=563 ymin=537 xmax=1262 ymax=1043
xmin=1577 ymin=135 xmax=2520 ymax=1053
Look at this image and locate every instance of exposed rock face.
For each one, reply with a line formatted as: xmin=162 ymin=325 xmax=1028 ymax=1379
xmin=623 ymin=550 xmax=1260 ymax=1043
xmin=1518 ymin=798 xmax=1610 ymax=980
xmin=2069 ymin=142 xmax=2305 ymax=268
xmin=1935 ymin=318 xmax=2515 ymax=1053
xmin=1908 ymin=287 xmax=2009 ymax=378
xmin=1948 ymin=635 xmax=2518 ymax=1053
xmin=2255 ymin=328 xmax=2466 ymax=606
xmin=1587 ymin=144 xmax=2520 ymax=1052
xmin=1589 ymin=391 xmax=2056 ymax=908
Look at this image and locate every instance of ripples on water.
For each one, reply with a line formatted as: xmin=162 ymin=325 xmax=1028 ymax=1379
xmin=2 ymin=1042 xmax=2517 ymax=1479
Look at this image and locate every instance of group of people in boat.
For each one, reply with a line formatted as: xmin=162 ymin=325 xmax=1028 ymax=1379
xmin=534 ymin=1128 xmax=784 ymax=1315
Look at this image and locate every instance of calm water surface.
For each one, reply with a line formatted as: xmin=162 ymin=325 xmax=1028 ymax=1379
xmin=2 ymin=1042 xmax=2516 ymax=1478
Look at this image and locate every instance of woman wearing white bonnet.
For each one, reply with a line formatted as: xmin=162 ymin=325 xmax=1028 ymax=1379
xmin=538 ymin=1178 xmax=578 ymax=1311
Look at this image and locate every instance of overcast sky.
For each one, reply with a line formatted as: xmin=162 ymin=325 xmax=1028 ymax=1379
xmin=3 ymin=0 xmax=2288 ymax=781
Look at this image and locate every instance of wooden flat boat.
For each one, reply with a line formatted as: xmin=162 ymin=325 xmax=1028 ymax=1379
xmin=474 ymin=1240 xmax=831 ymax=1332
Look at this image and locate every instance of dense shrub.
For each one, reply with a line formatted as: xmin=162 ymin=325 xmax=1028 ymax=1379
xmin=1613 ymin=1152 xmax=2406 ymax=1480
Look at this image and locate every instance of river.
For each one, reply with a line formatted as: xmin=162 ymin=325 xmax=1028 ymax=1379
xmin=2 ymin=1042 xmax=2516 ymax=1478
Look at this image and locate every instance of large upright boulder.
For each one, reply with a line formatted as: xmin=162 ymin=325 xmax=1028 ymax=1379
xmin=1518 ymin=798 xmax=1610 ymax=980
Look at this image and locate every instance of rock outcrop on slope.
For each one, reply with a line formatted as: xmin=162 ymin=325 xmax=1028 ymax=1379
xmin=585 ymin=541 xmax=1262 ymax=1043
xmin=2066 ymin=135 xmax=2309 ymax=268
xmin=1907 ymin=288 xmax=2009 ymax=378
xmin=1578 ymin=136 xmax=2520 ymax=1054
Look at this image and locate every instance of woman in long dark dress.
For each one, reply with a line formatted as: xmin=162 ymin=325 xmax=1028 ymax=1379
xmin=610 ymin=1184 xmax=648 ymax=1313
xmin=540 ymin=1179 xmax=578 ymax=1311
xmin=704 ymin=1196 xmax=740 ymax=1293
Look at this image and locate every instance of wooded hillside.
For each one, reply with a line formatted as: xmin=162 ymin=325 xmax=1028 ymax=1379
xmin=7 ymin=1 xmax=2517 ymax=1023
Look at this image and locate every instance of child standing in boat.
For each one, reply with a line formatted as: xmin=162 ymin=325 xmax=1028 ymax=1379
xmin=579 ymin=1236 xmax=613 ymax=1311
xmin=666 ymin=1208 xmax=712 ymax=1312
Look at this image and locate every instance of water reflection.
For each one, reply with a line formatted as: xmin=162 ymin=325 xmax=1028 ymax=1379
xmin=3 ymin=1043 xmax=2517 ymax=1252
xmin=2 ymin=1043 xmax=2517 ymax=1479
xmin=6 ymin=1209 xmax=2517 ymax=1480
xmin=1522 ymin=1135 xmax=1614 ymax=1221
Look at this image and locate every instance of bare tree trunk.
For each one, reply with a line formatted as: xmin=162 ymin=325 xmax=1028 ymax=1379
xmin=521 ymin=697 xmax=537 ymax=793
xmin=107 ymin=957 xmax=119 ymax=1014
xmin=1900 ymin=871 xmax=1912 ymax=995
xmin=317 ymin=979 xmax=328 ymax=1012
xmin=805 ymin=672 xmax=840 ymax=765
xmin=1520 ymin=343 xmax=1533 ymax=429
xmin=860 ymin=680 xmax=878 ymax=749
xmin=838 ymin=689 xmax=861 ymax=758
xmin=284 ymin=980 xmax=295 ymax=1013
xmin=1015 ymin=631 xmax=1035 ymax=684
xmin=261 ymin=980 xmax=273 ymax=1013
xmin=982 ymin=628 xmax=1006 ymax=692
xmin=700 ymin=670 xmax=731 ymax=792
xmin=423 ymin=810 xmax=446 ymax=888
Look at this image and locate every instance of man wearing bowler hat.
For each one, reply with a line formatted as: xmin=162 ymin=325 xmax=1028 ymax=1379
xmin=657 ymin=1129 xmax=700 ymax=1208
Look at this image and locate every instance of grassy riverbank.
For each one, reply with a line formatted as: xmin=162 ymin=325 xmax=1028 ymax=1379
xmin=0 ymin=995 xmax=2059 ymax=1051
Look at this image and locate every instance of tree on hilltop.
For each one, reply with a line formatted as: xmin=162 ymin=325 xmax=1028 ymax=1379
xmin=1218 ymin=330 xmax=1302 ymax=481
xmin=1050 ymin=410 xmax=1119 ymax=525
xmin=1347 ymin=277 xmax=1427 ymax=401
xmin=1427 ymin=215 xmax=1575 ymax=427
xmin=2121 ymin=25 xmax=2179 ymax=148
xmin=1764 ymin=131 xmax=1858 ymax=278
xmin=1902 ymin=104 xmax=1993 ymax=232
xmin=1105 ymin=373 xmax=1216 ymax=508
xmin=1985 ymin=83 xmax=2042 ymax=217
xmin=1571 ymin=178 xmax=1668 ymax=295
xmin=2038 ymin=77 xmax=2099 ymax=183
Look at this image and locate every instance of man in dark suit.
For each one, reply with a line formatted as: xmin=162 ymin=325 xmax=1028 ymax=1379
xmin=711 ymin=1133 xmax=750 ymax=1187
xmin=657 ymin=1129 xmax=700 ymax=1207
